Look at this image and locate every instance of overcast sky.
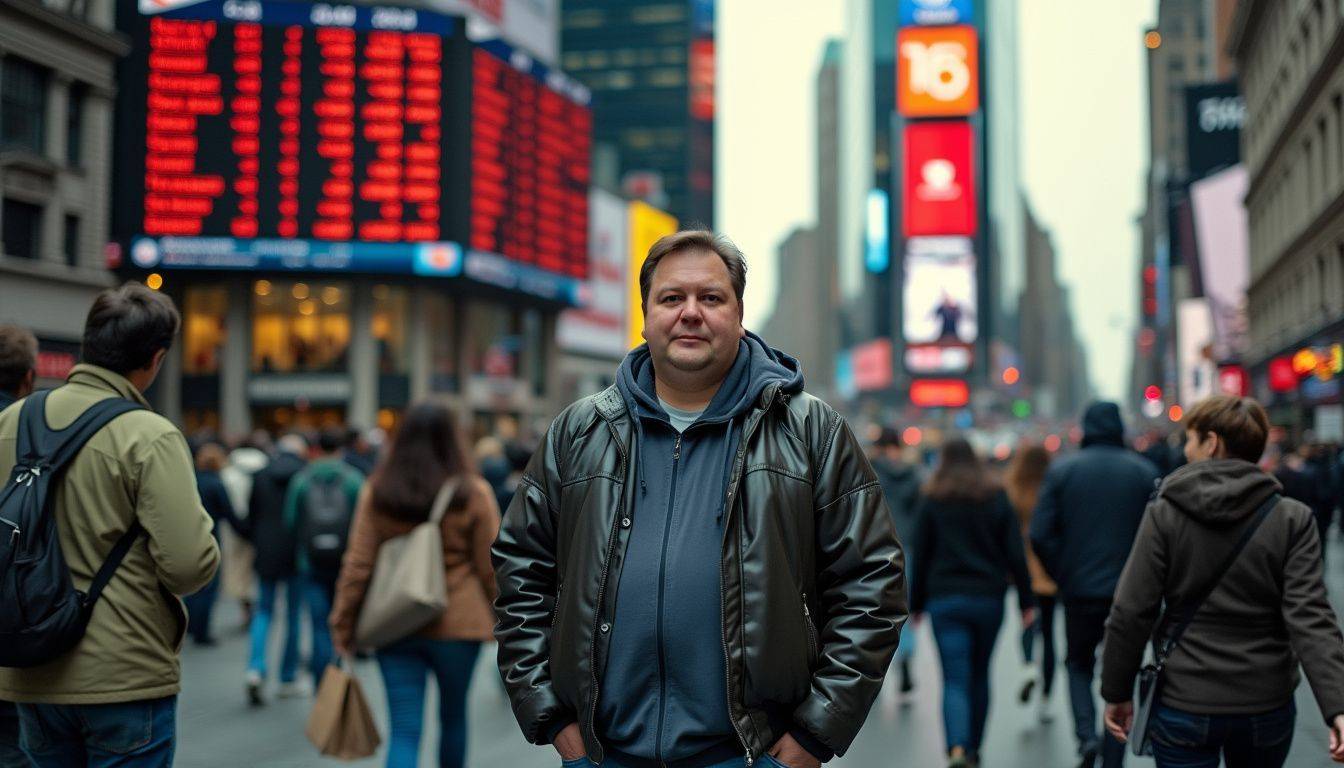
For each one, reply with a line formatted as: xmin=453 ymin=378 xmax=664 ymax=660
xmin=719 ymin=1 xmax=1157 ymax=401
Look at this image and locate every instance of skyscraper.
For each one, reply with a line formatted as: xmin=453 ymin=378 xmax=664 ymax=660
xmin=561 ymin=1 xmax=715 ymax=226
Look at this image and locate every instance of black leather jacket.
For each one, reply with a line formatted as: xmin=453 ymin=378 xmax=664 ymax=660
xmin=492 ymin=384 xmax=907 ymax=764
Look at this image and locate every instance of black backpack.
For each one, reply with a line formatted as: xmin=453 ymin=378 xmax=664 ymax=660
xmin=0 ymin=391 xmax=144 ymax=668
xmin=301 ymin=472 xmax=353 ymax=576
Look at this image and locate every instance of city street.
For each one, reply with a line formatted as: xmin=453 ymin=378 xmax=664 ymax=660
xmin=176 ymin=551 xmax=1344 ymax=767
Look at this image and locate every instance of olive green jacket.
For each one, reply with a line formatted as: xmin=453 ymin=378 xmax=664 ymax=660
xmin=0 ymin=365 xmax=220 ymax=704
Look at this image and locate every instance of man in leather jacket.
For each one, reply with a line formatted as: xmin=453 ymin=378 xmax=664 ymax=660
xmin=493 ymin=230 xmax=907 ymax=768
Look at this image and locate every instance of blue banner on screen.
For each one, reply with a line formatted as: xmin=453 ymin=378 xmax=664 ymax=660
xmin=865 ymin=188 xmax=890 ymax=273
xmin=899 ymin=0 xmax=972 ymax=26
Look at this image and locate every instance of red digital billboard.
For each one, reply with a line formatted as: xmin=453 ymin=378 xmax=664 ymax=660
xmin=910 ymin=378 xmax=970 ymax=408
xmin=903 ymin=121 xmax=976 ymax=237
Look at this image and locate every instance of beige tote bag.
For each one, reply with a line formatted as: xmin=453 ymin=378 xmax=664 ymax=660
xmin=353 ymin=479 xmax=457 ymax=650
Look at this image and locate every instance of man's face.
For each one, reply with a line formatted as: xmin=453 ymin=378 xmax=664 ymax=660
xmin=642 ymin=248 xmax=745 ymax=381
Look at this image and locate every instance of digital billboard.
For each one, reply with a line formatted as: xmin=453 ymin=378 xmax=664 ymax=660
xmin=899 ymin=0 xmax=973 ymax=26
xmin=897 ymin=25 xmax=979 ymax=117
xmin=627 ymin=201 xmax=678 ymax=349
xmin=113 ymin=0 xmax=591 ymax=301
xmin=556 ymin=189 xmax=629 ymax=359
xmin=903 ymin=236 xmax=976 ymax=374
xmin=903 ymin=121 xmax=976 ymax=237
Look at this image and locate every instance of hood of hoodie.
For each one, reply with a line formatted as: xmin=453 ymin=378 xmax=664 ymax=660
xmin=227 ymin=447 xmax=270 ymax=475
xmin=1081 ymin=401 xmax=1126 ymax=448
xmin=1158 ymin=458 xmax=1282 ymax=525
xmin=615 ymin=330 xmax=804 ymax=424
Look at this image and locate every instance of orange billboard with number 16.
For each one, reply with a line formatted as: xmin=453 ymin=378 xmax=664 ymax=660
xmin=897 ymin=25 xmax=980 ymax=117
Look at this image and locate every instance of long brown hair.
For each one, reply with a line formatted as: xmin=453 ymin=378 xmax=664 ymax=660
xmin=924 ymin=437 xmax=1000 ymax=503
xmin=369 ymin=398 xmax=475 ymax=522
xmin=1004 ymin=443 xmax=1051 ymax=521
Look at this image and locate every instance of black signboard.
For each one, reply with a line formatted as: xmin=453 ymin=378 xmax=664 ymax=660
xmin=1185 ymin=81 xmax=1244 ymax=180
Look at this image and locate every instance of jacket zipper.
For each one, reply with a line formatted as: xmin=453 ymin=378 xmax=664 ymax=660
xmin=654 ymin=433 xmax=683 ymax=767
xmin=586 ymin=417 xmax=630 ymax=763
xmin=719 ymin=386 xmax=778 ymax=767
xmin=802 ymin=592 xmax=819 ymax=662
xmin=0 ymin=516 xmax=19 ymax=547
xmin=551 ymin=582 xmax=563 ymax=629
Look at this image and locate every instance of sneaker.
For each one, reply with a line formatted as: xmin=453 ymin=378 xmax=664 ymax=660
xmin=276 ymin=680 xmax=309 ymax=699
xmin=898 ymin=659 xmax=914 ymax=694
xmin=245 ymin=670 xmax=264 ymax=706
xmin=1017 ymin=676 xmax=1036 ymax=704
xmin=1076 ymin=747 xmax=1097 ymax=768
xmin=947 ymin=756 xmax=971 ymax=768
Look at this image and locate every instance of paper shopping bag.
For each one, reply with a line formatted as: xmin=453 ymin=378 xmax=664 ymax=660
xmin=306 ymin=660 xmax=382 ymax=760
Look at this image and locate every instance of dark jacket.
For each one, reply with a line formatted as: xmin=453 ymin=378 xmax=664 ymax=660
xmin=595 ymin=334 xmax=807 ymax=765
xmin=194 ymin=469 xmax=239 ymax=543
xmin=492 ymin=335 xmax=907 ymax=766
xmin=1101 ymin=460 xmax=1344 ymax=720
xmin=247 ymin=450 xmax=307 ymax=580
xmin=870 ymin=458 xmax=921 ymax=547
xmin=909 ymin=491 xmax=1034 ymax=613
xmin=1029 ymin=403 xmax=1159 ymax=602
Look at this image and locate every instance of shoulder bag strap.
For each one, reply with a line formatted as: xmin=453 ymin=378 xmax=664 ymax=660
xmin=428 ymin=477 xmax=461 ymax=526
xmin=1155 ymin=493 xmax=1280 ymax=667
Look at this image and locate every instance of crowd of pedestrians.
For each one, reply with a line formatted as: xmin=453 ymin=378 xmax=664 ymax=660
xmin=3 ymin=231 xmax=1344 ymax=768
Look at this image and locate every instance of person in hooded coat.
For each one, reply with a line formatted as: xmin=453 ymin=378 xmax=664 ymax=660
xmin=1031 ymin=402 xmax=1159 ymax=768
xmin=868 ymin=426 xmax=922 ymax=696
xmin=1101 ymin=396 xmax=1344 ymax=766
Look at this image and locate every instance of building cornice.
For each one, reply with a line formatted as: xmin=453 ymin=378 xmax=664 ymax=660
xmin=0 ymin=0 xmax=130 ymax=58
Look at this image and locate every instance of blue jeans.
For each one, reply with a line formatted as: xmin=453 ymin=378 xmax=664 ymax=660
xmin=305 ymin=575 xmax=336 ymax=681
xmin=561 ymin=756 xmax=777 ymax=768
xmin=928 ymin=594 xmax=1005 ymax=754
xmin=1065 ymin=599 xmax=1125 ymax=765
xmin=247 ymin=576 xmax=303 ymax=682
xmin=377 ymin=638 xmax=482 ymax=768
xmin=0 ymin=701 xmax=23 ymax=766
xmin=1150 ymin=701 xmax=1295 ymax=768
xmin=16 ymin=696 xmax=176 ymax=767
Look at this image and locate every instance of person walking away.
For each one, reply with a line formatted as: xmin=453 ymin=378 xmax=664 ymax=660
xmin=869 ymin=425 xmax=922 ymax=697
xmin=219 ymin=431 xmax=271 ymax=630
xmin=493 ymin=230 xmax=906 ymax=768
xmin=0 ymin=283 xmax=220 ymax=766
xmin=910 ymin=437 xmax=1035 ymax=767
xmin=330 ymin=399 xmax=501 ymax=768
xmin=184 ymin=442 xmax=239 ymax=645
xmin=244 ymin=432 xmax=309 ymax=704
xmin=1102 ymin=395 xmax=1344 ymax=766
xmin=0 ymin=323 xmax=38 ymax=765
xmin=1031 ymin=401 xmax=1159 ymax=768
xmin=1005 ymin=443 xmax=1059 ymax=723
xmin=284 ymin=426 xmax=364 ymax=683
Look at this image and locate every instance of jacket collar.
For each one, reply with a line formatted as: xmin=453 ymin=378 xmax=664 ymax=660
xmin=593 ymin=382 xmax=783 ymax=425
xmin=66 ymin=364 xmax=152 ymax=408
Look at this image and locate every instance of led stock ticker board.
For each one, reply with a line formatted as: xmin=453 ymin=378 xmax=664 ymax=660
xmin=114 ymin=0 xmax=591 ymax=299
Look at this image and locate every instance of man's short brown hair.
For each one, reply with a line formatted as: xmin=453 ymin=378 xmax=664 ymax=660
xmin=0 ymin=324 xmax=38 ymax=395
xmin=639 ymin=230 xmax=747 ymax=315
xmin=81 ymin=283 xmax=181 ymax=375
xmin=1182 ymin=395 xmax=1270 ymax=463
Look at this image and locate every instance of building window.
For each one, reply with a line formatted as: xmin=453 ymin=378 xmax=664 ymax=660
xmin=62 ymin=214 xmax=79 ymax=266
xmin=424 ymin=293 xmax=457 ymax=392
xmin=183 ymin=286 xmax=228 ymax=375
xmin=1 ymin=58 xmax=50 ymax=154
xmin=564 ymin=9 xmax=606 ymax=28
xmin=66 ymin=83 xmax=85 ymax=167
xmin=2 ymin=199 xmax=42 ymax=259
xmin=371 ymin=284 xmax=408 ymax=374
xmin=646 ymin=67 xmax=686 ymax=88
xmin=629 ymin=4 xmax=686 ymax=24
xmin=251 ymin=280 xmax=351 ymax=373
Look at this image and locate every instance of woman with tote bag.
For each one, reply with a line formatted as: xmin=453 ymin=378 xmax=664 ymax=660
xmin=330 ymin=399 xmax=501 ymax=768
xmin=1101 ymin=396 xmax=1344 ymax=766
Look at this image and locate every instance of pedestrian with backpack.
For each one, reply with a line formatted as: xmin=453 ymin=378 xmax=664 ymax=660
xmin=329 ymin=399 xmax=501 ymax=768
xmin=1102 ymin=396 xmax=1344 ymax=766
xmin=0 ymin=323 xmax=39 ymax=766
xmin=0 ymin=283 xmax=220 ymax=766
xmin=284 ymin=426 xmax=364 ymax=684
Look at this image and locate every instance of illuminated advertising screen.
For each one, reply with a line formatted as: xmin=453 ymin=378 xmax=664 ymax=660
xmin=902 ymin=236 xmax=976 ymax=374
xmin=899 ymin=0 xmax=973 ymax=26
xmin=626 ymin=201 xmax=678 ymax=348
xmin=902 ymin=121 xmax=976 ymax=237
xmin=113 ymin=0 xmax=590 ymax=302
xmin=896 ymin=25 xmax=979 ymax=118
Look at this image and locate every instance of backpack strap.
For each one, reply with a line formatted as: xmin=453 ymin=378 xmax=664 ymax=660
xmin=16 ymin=392 xmax=145 ymax=478
xmin=83 ymin=522 xmax=144 ymax=608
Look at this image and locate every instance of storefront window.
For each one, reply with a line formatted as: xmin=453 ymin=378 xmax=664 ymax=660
xmin=251 ymin=280 xmax=351 ymax=373
xmin=371 ymin=284 xmax=408 ymax=374
xmin=464 ymin=301 xmax=520 ymax=378
xmin=424 ymin=293 xmax=457 ymax=391
xmin=183 ymin=286 xmax=228 ymax=375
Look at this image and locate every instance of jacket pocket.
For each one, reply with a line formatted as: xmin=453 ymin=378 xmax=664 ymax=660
xmin=801 ymin=591 xmax=819 ymax=666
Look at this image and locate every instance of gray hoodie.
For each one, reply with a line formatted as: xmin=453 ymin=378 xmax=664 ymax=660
xmin=1102 ymin=459 xmax=1344 ymax=721
xmin=600 ymin=332 xmax=804 ymax=766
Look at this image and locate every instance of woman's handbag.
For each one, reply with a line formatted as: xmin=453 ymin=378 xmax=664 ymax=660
xmin=306 ymin=657 xmax=381 ymax=760
xmin=353 ymin=479 xmax=458 ymax=650
xmin=1129 ymin=493 xmax=1279 ymax=755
